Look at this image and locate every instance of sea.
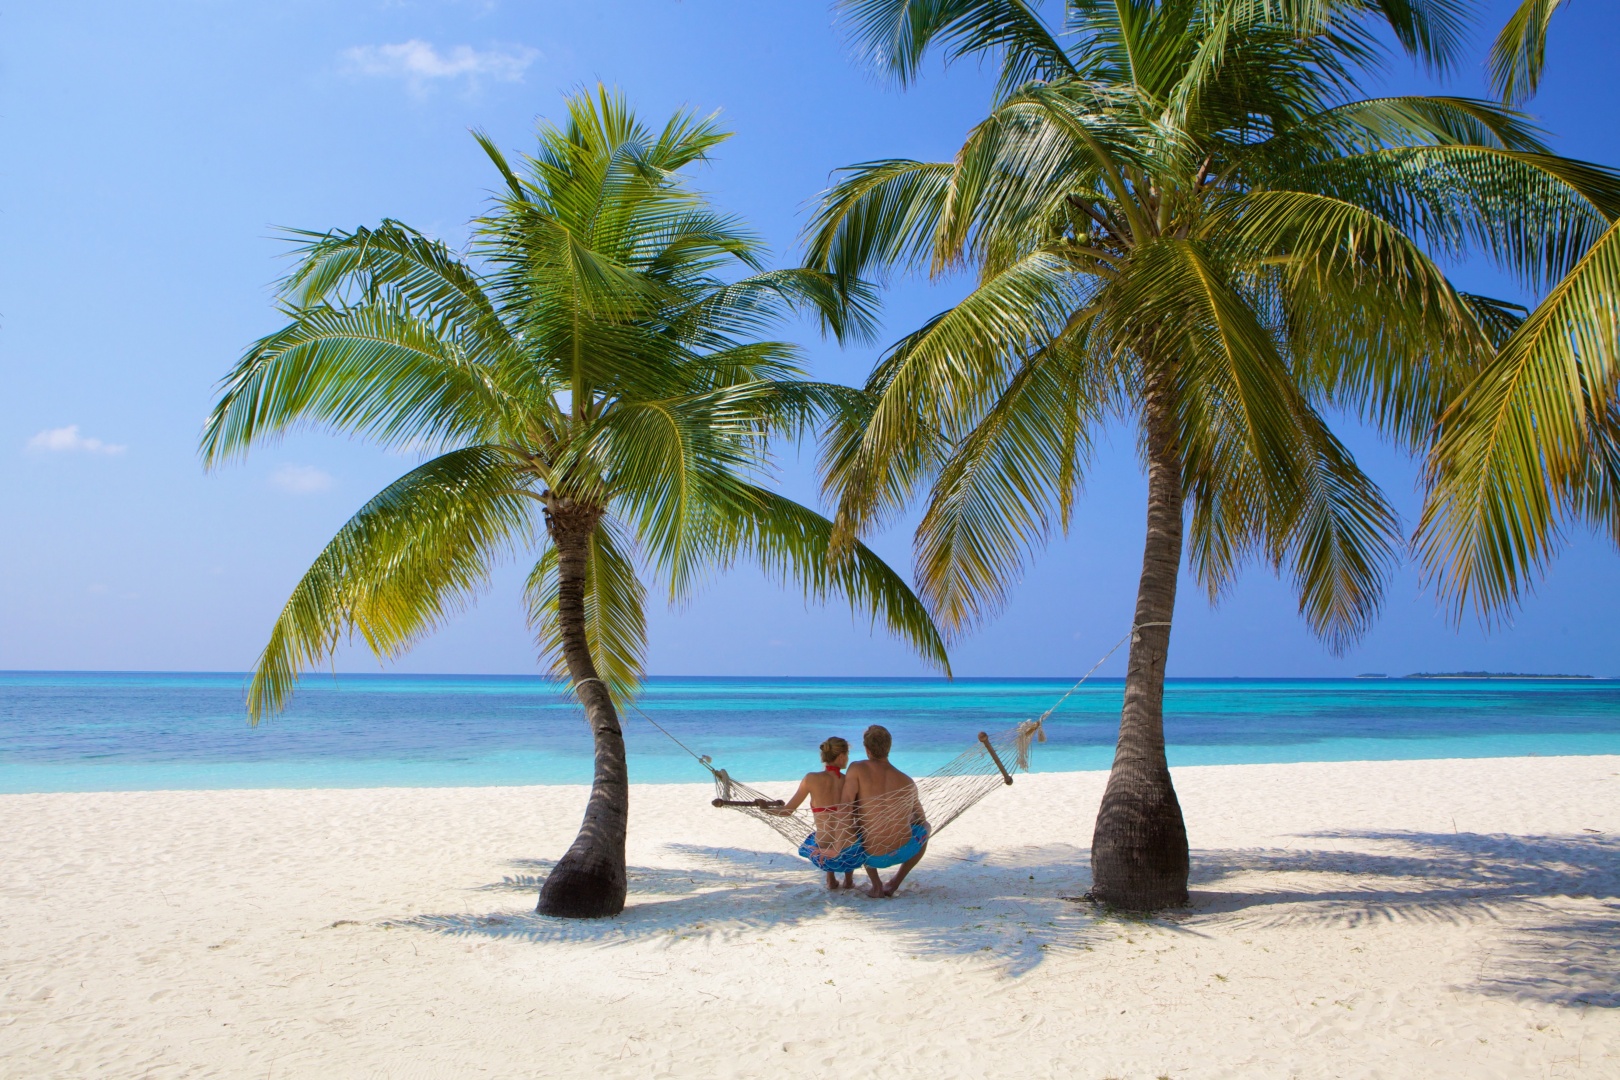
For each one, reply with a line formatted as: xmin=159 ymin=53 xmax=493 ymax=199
xmin=3 ymin=671 xmax=1619 ymax=794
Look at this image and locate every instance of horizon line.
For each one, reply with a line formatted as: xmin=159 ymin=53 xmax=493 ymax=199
xmin=2 ymin=669 xmax=1613 ymax=683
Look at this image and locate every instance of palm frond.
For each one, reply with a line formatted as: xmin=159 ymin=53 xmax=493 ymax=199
xmin=913 ymin=343 xmax=1103 ymax=634
xmin=200 ymin=303 xmax=508 ymax=466
xmin=1276 ymin=415 xmax=1400 ymax=651
xmin=1275 ymin=146 xmax=1620 ymax=289
xmin=247 ymin=446 xmax=535 ymax=720
xmin=836 ymin=0 xmax=1076 ymax=93
xmin=804 ymin=159 xmax=957 ymax=287
xmin=1208 ymin=187 xmax=1487 ymax=446
xmin=1419 ymin=217 xmax=1620 ymax=619
xmin=1489 ymin=0 xmax=1566 ymax=105
xmin=702 ymin=483 xmax=952 ymax=672
xmin=826 ymin=250 xmax=1091 ymax=543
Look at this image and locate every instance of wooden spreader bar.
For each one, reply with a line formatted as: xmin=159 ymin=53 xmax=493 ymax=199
xmin=978 ymin=731 xmax=1014 ymax=785
xmin=711 ymin=797 xmax=786 ymax=809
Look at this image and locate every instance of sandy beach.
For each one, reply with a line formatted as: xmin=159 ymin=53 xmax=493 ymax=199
xmin=2 ymin=755 xmax=1617 ymax=1078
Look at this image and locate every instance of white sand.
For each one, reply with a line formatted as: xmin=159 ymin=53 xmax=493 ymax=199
xmin=2 ymin=756 xmax=1618 ymax=1078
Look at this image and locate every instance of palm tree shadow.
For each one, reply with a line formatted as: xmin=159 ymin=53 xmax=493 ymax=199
xmin=1186 ymin=830 xmax=1620 ymax=1007
xmin=393 ymin=830 xmax=1620 ymax=999
xmin=1480 ymin=912 xmax=1620 ymax=1008
xmin=396 ymin=841 xmax=1110 ymax=976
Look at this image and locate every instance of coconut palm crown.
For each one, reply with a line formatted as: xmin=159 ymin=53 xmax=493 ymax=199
xmin=808 ymin=0 xmax=1619 ymax=908
xmin=201 ymin=88 xmax=948 ymax=918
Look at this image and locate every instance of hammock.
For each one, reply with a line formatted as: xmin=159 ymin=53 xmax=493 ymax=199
xmin=606 ymin=626 xmax=1142 ymax=859
xmin=704 ymin=720 xmax=1047 ymax=852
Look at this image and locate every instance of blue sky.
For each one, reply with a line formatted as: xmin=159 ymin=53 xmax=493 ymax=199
xmin=3 ymin=0 xmax=1617 ymax=679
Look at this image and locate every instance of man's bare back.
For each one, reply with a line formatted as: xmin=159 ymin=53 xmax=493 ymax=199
xmin=842 ymin=725 xmax=929 ymax=897
xmin=842 ymin=758 xmax=919 ymax=856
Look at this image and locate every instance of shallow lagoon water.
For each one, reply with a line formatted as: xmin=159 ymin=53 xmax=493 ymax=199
xmin=2 ymin=671 xmax=1618 ymax=793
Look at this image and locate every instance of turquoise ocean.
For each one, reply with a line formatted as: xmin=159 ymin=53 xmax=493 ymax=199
xmin=3 ymin=671 xmax=1619 ymax=794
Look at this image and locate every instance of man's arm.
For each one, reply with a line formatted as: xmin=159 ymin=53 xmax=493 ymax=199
xmin=839 ymin=765 xmax=864 ymax=805
xmin=840 ymin=766 xmax=867 ymax=842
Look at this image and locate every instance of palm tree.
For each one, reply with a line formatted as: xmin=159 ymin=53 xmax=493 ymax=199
xmin=809 ymin=0 xmax=1616 ymax=909
xmin=201 ymin=88 xmax=948 ymax=919
xmin=1418 ymin=2 xmax=1620 ymax=622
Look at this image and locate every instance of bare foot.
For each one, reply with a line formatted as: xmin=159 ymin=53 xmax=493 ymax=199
xmin=863 ymin=884 xmax=888 ymax=898
xmin=824 ymin=872 xmax=839 ymax=891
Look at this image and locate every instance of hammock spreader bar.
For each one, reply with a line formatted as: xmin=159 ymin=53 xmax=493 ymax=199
xmin=978 ymin=731 xmax=1014 ymax=786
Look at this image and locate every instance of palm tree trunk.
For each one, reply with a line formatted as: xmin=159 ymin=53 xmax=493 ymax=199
xmin=1088 ymin=382 xmax=1190 ymax=911
xmin=536 ymin=497 xmax=629 ymax=919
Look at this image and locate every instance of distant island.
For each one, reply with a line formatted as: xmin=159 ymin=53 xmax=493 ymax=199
xmin=1402 ymin=672 xmax=1594 ymax=680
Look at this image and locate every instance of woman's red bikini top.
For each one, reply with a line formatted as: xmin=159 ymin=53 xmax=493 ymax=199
xmin=811 ymin=765 xmax=844 ymax=813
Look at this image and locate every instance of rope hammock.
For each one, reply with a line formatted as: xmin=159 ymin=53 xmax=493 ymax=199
xmin=600 ymin=625 xmax=1151 ymax=862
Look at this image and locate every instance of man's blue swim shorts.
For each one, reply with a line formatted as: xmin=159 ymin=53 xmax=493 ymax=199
xmin=861 ymin=822 xmax=929 ymax=869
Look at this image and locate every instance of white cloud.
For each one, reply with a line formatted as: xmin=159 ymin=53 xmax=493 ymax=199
xmin=26 ymin=425 xmax=126 ymax=455
xmin=269 ymin=464 xmax=335 ymax=495
xmin=342 ymin=40 xmax=538 ymax=93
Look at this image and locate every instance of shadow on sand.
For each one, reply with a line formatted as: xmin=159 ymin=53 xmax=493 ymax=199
xmin=394 ymin=830 xmax=1620 ymax=1001
xmin=399 ymin=841 xmax=1104 ymax=977
xmin=1189 ymin=830 xmax=1620 ymax=1008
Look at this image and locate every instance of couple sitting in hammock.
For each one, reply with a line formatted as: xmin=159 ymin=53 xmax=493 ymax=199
xmin=772 ymin=724 xmax=929 ymax=897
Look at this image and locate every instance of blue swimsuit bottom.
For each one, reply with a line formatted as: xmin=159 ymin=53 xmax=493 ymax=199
xmin=798 ymin=832 xmax=868 ymax=874
xmin=860 ymin=822 xmax=930 ymax=869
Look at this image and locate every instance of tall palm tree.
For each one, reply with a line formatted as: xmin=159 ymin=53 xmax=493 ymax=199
xmin=1419 ymin=2 xmax=1620 ymax=622
xmin=809 ymin=0 xmax=1617 ymax=909
xmin=201 ymin=88 xmax=948 ymax=919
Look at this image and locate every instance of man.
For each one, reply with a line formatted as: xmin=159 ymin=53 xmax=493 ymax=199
xmin=841 ymin=724 xmax=929 ymax=897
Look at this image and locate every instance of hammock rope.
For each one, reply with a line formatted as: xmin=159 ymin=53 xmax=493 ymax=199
xmin=583 ymin=626 xmax=1143 ymax=857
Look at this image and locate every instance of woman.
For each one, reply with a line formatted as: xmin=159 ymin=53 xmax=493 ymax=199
xmin=774 ymin=736 xmax=862 ymax=889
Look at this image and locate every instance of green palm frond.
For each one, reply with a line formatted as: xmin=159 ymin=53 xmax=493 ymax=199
xmin=580 ymin=394 xmax=755 ymax=588
xmin=1280 ymin=146 xmax=1620 ymax=289
xmin=836 ymin=0 xmax=1076 ymax=95
xmin=702 ymin=483 xmax=952 ymax=672
xmin=804 ymin=159 xmax=958 ymax=288
xmin=200 ymin=303 xmax=509 ymax=466
xmin=1564 ymin=393 xmax=1620 ymax=540
xmin=914 ymin=343 xmax=1103 ymax=633
xmin=277 ymin=222 xmax=512 ymax=345
xmin=1208 ymin=187 xmax=1486 ymax=446
xmin=825 ymin=251 xmax=1090 ymax=541
xmin=248 ymin=446 xmax=535 ymax=720
xmin=1489 ymin=0 xmax=1567 ymax=105
xmin=1457 ymin=293 xmax=1529 ymax=349
xmin=818 ymin=328 xmax=954 ymax=549
xmin=1419 ymin=218 xmax=1620 ymax=618
xmin=1275 ymin=416 xmax=1400 ymax=650
xmin=1272 ymin=96 xmax=1552 ymax=155
xmin=1116 ymin=240 xmax=1306 ymax=490
xmin=1363 ymin=0 xmax=1476 ymax=73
